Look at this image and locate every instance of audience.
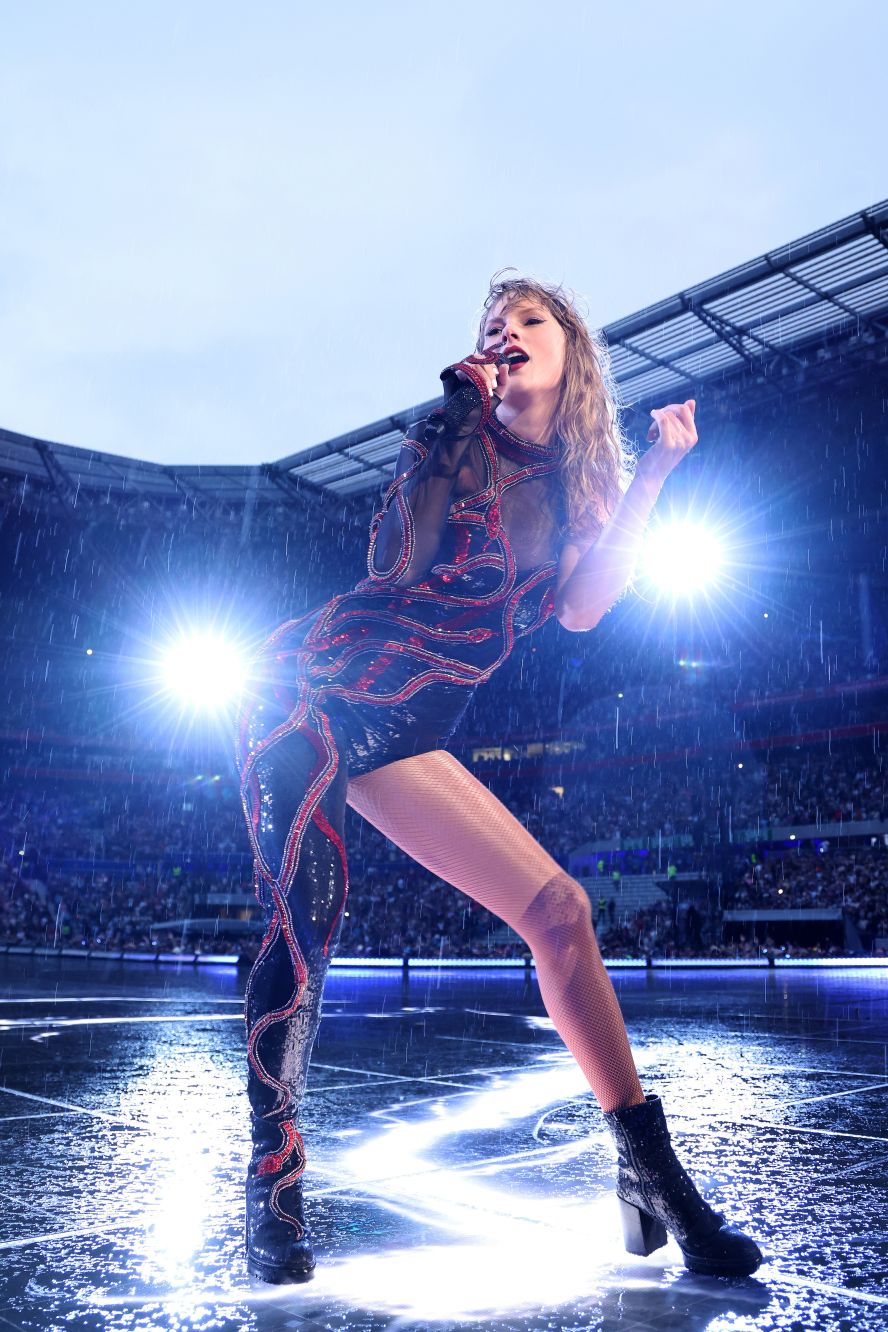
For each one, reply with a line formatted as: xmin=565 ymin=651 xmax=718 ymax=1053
xmin=2 ymin=460 xmax=886 ymax=963
xmin=2 ymin=736 xmax=886 ymax=960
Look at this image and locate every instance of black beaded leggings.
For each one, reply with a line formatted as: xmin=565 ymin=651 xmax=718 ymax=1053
xmin=239 ymin=687 xmax=350 ymax=1127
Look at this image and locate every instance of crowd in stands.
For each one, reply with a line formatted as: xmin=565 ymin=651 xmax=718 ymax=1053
xmin=761 ymin=753 xmax=888 ymax=827
xmin=2 ymin=429 xmax=887 ymax=964
xmin=726 ymin=845 xmax=888 ymax=948
xmin=2 ymin=731 xmax=887 ymax=960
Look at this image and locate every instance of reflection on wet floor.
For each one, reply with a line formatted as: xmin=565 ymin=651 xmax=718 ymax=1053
xmin=1 ymin=958 xmax=887 ymax=1330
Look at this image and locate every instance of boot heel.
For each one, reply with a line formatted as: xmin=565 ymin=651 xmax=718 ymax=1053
xmin=618 ymin=1195 xmax=667 ymax=1256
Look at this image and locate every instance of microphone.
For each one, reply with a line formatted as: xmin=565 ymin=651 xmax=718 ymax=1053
xmin=422 ymin=352 xmax=511 ymax=445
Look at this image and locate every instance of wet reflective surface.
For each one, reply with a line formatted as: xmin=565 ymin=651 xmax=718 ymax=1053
xmin=1 ymin=958 xmax=886 ymax=1330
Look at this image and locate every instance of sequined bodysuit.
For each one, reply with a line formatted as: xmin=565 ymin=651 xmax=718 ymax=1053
xmin=238 ymin=410 xmax=567 ymax=790
xmin=235 ymin=406 xmax=570 ymax=1265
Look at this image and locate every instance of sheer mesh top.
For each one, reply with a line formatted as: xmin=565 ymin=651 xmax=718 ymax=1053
xmin=366 ymin=410 xmax=567 ymax=589
xmin=268 ymin=411 xmax=569 ymax=752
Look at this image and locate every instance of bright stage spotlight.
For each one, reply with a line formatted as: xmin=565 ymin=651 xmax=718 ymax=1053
xmin=160 ymin=632 xmax=248 ymax=710
xmin=640 ymin=521 xmax=723 ymax=596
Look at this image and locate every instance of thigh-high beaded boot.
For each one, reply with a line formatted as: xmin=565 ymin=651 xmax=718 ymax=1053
xmin=238 ymin=692 xmax=350 ymax=1284
xmin=243 ymin=839 xmax=346 ymax=1282
xmin=244 ymin=964 xmax=331 ymax=1283
xmin=246 ymin=1097 xmax=315 ymax=1280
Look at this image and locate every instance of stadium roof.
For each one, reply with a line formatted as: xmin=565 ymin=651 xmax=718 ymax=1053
xmin=2 ymin=197 xmax=887 ymax=515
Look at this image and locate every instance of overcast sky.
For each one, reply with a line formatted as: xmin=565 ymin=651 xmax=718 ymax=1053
xmin=1 ymin=0 xmax=885 ymax=467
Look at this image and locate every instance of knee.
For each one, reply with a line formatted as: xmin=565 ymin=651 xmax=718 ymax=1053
xmin=542 ymin=872 xmax=595 ymax=931
xmin=519 ymin=872 xmax=597 ymax=948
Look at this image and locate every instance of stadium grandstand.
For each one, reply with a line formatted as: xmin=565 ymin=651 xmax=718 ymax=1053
xmin=2 ymin=198 xmax=888 ymax=968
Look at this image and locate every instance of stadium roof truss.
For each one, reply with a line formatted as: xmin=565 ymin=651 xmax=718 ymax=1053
xmin=2 ymin=198 xmax=886 ymax=516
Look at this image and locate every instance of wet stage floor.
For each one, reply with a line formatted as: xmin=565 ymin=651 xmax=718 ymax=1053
xmin=1 ymin=959 xmax=887 ymax=1331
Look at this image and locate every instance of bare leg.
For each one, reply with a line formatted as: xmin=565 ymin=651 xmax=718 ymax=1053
xmin=347 ymin=749 xmax=645 ymax=1113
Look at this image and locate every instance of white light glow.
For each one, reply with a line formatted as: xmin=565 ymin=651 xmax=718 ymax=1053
xmin=640 ymin=522 xmax=723 ymax=596
xmin=160 ymin=632 xmax=247 ymax=710
xmin=84 ymin=1038 xmax=788 ymax=1318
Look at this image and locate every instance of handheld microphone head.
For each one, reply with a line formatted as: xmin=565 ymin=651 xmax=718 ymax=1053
xmin=422 ymin=351 xmax=513 ymax=444
xmin=494 ymin=349 xmax=529 ymax=369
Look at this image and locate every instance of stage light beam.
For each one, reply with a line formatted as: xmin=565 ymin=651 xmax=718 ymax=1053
xmin=160 ymin=632 xmax=247 ymax=710
xmin=640 ymin=522 xmax=723 ymax=596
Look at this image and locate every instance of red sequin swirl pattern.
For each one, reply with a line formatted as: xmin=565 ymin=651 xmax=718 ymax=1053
xmin=235 ymin=411 xmax=565 ymax=1214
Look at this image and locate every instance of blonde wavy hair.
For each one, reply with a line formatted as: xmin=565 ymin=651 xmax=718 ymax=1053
xmin=475 ymin=270 xmax=634 ymax=542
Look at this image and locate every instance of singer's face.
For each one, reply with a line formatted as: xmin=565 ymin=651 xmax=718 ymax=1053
xmin=481 ymin=298 xmax=566 ymax=398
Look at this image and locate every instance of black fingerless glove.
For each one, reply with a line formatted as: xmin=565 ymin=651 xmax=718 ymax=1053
xmin=423 ymin=350 xmax=501 ymax=454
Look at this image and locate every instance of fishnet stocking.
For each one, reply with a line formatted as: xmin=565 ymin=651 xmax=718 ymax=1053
xmin=347 ymin=749 xmax=645 ymax=1113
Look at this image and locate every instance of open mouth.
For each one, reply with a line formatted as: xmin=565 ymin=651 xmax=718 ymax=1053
xmin=502 ymin=350 xmax=529 ymax=372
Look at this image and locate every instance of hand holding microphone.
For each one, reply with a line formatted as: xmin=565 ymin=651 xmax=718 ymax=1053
xmin=453 ymin=349 xmax=510 ymax=402
xmin=422 ymin=349 xmax=513 ymax=450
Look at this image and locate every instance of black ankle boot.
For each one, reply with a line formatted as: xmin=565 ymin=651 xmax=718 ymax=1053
xmin=602 ymin=1093 xmax=763 ymax=1276
xmin=245 ymin=1115 xmax=316 ymax=1283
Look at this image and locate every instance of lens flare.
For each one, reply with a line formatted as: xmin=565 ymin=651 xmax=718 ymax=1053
xmin=640 ymin=522 xmax=723 ymax=596
xmin=160 ymin=632 xmax=247 ymax=709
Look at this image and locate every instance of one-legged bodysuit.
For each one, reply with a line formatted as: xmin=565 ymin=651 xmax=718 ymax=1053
xmin=235 ymin=385 xmax=646 ymax=1277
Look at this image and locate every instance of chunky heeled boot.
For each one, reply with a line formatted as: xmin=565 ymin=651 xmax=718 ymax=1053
xmin=602 ymin=1093 xmax=763 ymax=1276
xmin=245 ymin=1114 xmax=316 ymax=1283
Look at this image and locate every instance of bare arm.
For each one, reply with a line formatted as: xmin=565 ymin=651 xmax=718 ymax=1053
xmin=555 ymin=461 xmax=666 ymax=631
xmin=555 ymin=399 xmax=698 ymax=632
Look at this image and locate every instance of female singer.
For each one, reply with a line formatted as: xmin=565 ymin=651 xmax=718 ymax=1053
xmin=235 ymin=273 xmax=763 ymax=1283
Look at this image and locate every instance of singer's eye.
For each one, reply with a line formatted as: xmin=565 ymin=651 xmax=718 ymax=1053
xmin=485 ymin=317 xmax=543 ymax=337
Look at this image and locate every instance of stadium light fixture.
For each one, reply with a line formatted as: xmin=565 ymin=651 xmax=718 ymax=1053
xmin=639 ymin=521 xmax=724 ymax=597
xmin=160 ymin=632 xmax=248 ymax=711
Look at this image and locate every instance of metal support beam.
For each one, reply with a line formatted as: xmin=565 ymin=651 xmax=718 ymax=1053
xmin=767 ymin=255 xmax=888 ymax=340
xmin=605 ymin=330 xmax=699 ymax=395
xmin=263 ymin=464 xmax=363 ymax=524
xmin=160 ymin=467 xmax=228 ymax=525
xmin=34 ymin=441 xmax=79 ymax=509
xmin=861 ymin=208 xmax=888 ymax=254
xmin=689 ymin=298 xmax=806 ymax=375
